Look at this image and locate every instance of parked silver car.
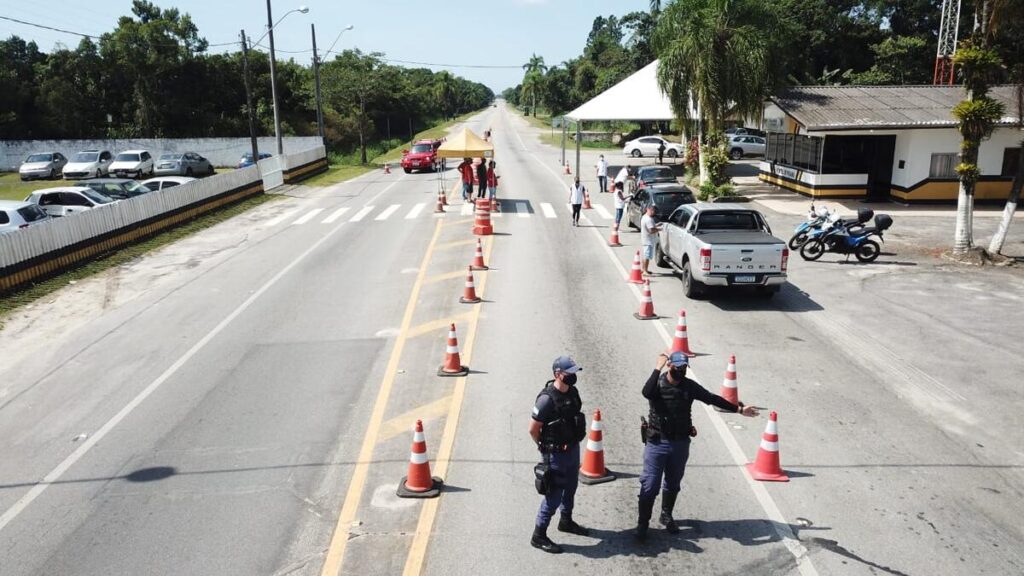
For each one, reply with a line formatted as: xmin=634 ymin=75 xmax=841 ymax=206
xmin=80 ymin=178 xmax=151 ymax=200
xmin=154 ymin=152 xmax=214 ymax=177
xmin=0 ymin=200 xmax=51 ymax=233
xmin=728 ymin=135 xmax=766 ymax=160
xmin=25 ymin=186 xmax=116 ymax=217
xmin=19 ymin=152 xmax=68 ymax=181
xmin=140 ymin=176 xmax=196 ymax=191
xmin=63 ymin=149 xmax=113 ymax=179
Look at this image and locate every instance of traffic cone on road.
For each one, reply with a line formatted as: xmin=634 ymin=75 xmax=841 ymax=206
xmin=627 ymin=251 xmax=644 ymax=284
xmin=434 ymin=190 xmax=446 ymax=214
xmin=438 ymin=323 xmax=469 ymax=377
xmin=471 ymin=238 xmax=488 ymax=270
xmin=583 ymin=191 xmax=593 ymax=210
xmin=397 ymin=419 xmax=443 ymax=498
xmin=670 ymin=310 xmax=695 ymax=357
xmin=634 ymin=280 xmax=657 ymax=320
xmin=472 ymin=199 xmax=493 ymax=236
xmin=579 ymin=409 xmax=616 ymax=485
xmin=746 ymin=412 xmax=789 ymax=482
xmin=608 ymin=223 xmax=622 ymax=247
xmin=715 ymin=355 xmax=739 ymax=411
xmin=459 ymin=266 xmax=482 ymax=304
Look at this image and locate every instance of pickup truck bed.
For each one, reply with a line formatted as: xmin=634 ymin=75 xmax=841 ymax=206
xmin=692 ymin=231 xmax=781 ymax=245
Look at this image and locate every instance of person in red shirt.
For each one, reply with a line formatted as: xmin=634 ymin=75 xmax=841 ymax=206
xmin=458 ymin=158 xmax=473 ymax=202
xmin=486 ymin=160 xmax=499 ymax=202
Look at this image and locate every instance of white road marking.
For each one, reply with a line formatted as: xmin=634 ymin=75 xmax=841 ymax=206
xmin=375 ymin=204 xmax=401 ymax=221
xmin=540 ymin=203 xmax=557 ymax=218
xmin=293 ymin=208 xmax=324 ymax=225
xmin=266 ymin=209 xmax=300 ymax=227
xmin=593 ymin=205 xmax=613 ymax=220
xmin=461 ymin=203 xmax=474 ymax=216
xmin=322 ymin=207 xmax=351 ymax=224
xmin=405 ymin=203 xmax=426 ymax=219
xmin=350 ymin=206 xmax=374 ymax=222
xmin=526 ymin=145 xmax=820 ymax=576
xmin=515 ymin=202 xmax=530 ymax=218
xmin=0 ymin=216 xmax=354 ymax=535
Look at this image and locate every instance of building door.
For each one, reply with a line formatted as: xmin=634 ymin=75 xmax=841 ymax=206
xmin=866 ymin=136 xmax=896 ymax=201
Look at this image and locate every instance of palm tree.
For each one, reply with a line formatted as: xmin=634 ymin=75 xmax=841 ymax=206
xmin=522 ymin=53 xmax=547 ymax=116
xmin=433 ymin=71 xmax=457 ymax=120
xmin=653 ymin=0 xmax=777 ymax=183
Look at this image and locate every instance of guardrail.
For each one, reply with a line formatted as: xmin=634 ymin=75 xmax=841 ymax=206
xmin=1 ymin=145 xmax=328 ymax=293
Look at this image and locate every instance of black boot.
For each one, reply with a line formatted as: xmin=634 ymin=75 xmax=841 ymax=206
xmin=558 ymin=514 xmax=590 ymax=536
xmin=635 ymin=497 xmax=655 ymax=542
xmin=660 ymin=491 xmax=680 ymax=534
xmin=531 ymin=525 xmax=563 ymax=554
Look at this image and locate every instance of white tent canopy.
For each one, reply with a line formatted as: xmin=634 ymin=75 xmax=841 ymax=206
xmin=565 ymin=60 xmax=677 ymax=122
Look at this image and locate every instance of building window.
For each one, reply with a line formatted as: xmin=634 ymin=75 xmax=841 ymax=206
xmin=1002 ymin=148 xmax=1021 ymax=177
xmin=929 ymin=153 xmax=958 ymax=179
xmin=766 ymin=132 xmax=822 ymax=173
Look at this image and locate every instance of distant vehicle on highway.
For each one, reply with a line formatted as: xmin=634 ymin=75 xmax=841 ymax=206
xmin=25 ymin=186 xmax=116 ymax=217
xmin=155 ymin=152 xmax=214 ymax=177
xmin=728 ymin=135 xmax=766 ymax=160
xmin=19 ymin=152 xmax=68 ymax=181
xmin=0 ymin=200 xmax=51 ymax=233
xmin=63 ymin=150 xmax=113 ymax=179
xmin=401 ymin=139 xmax=442 ymax=173
xmin=140 ymin=176 xmax=196 ymax=192
xmin=635 ymin=165 xmax=678 ymax=189
xmin=80 ymin=178 xmax=151 ymax=200
xmin=625 ymin=183 xmax=695 ymax=230
xmin=237 ymin=151 xmax=273 ymax=168
xmin=109 ymin=150 xmax=155 ymax=178
xmin=622 ymin=136 xmax=684 ymax=159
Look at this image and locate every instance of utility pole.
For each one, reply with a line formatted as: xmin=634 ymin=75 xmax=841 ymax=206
xmin=266 ymin=0 xmax=283 ymax=155
xmin=311 ymin=23 xmax=324 ymax=142
xmin=240 ymin=30 xmax=260 ymax=165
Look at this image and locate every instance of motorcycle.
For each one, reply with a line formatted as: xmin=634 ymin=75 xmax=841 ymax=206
xmin=800 ymin=210 xmax=894 ymax=263
xmin=788 ymin=203 xmax=833 ymax=250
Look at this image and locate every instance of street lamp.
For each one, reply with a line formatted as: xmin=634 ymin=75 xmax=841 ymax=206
xmin=265 ymin=3 xmax=310 ymax=156
xmin=313 ymin=24 xmax=353 ymax=140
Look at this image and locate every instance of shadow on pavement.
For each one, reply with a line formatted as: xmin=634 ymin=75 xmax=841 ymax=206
xmin=687 ymin=280 xmax=825 ymax=313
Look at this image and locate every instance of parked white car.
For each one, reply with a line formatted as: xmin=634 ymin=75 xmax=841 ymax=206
xmin=109 ymin=150 xmax=155 ymax=178
xmin=19 ymin=152 xmax=68 ymax=181
xmin=63 ymin=149 xmax=114 ymax=179
xmin=0 ymin=200 xmax=51 ymax=233
xmin=25 ymin=186 xmax=117 ymax=217
xmin=728 ymin=135 xmax=766 ymax=159
xmin=140 ymin=176 xmax=195 ymax=192
xmin=622 ymin=136 xmax=684 ymax=159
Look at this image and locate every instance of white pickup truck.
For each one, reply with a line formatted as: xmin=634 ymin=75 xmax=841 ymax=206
xmin=655 ymin=203 xmax=789 ymax=298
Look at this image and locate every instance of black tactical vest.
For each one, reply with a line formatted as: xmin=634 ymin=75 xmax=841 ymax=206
xmin=648 ymin=373 xmax=693 ymax=439
xmin=537 ymin=381 xmax=586 ymax=445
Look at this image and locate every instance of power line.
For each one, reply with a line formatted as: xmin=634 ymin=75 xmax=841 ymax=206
xmin=0 ymin=14 xmax=238 ymax=49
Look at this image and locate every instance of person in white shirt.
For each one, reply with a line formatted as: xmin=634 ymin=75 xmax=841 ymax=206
xmin=568 ymin=177 xmax=586 ymax=227
xmin=613 ymin=181 xmax=632 ymax=225
xmin=596 ymin=155 xmax=608 ymax=194
xmin=640 ymin=205 xmax=662 ymax=276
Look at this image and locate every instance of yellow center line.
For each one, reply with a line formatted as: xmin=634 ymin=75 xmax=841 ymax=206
xmin=401 ymin=236 xmax=496 ymax=576
xmin=379 ymin=395 xmax=453 ymax=443
xmin=319 ymin=218 xmax=445 ymax=576
xmin=406 ymin=312 xmax=475 ymax=340
xmin=423 ymin=270 xmax=469 ymax=285
xmin=434 ymin=239 xmax=477 ymax=251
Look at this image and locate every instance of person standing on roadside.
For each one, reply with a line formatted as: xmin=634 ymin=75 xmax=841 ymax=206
xmin=640 ymin=205 xmax=662 ymax=276
xmin=459 ymin=158 xmax=473 ymax=202
xmin=614 ymin=165 xmax=633 ymax=195
xmin=568 ymin=177 xmax=586 ymax=227
xmin=486 ymin=160 xmax=499 ymax=202
xmin=614 ymin=181 xmax=632 ymax=226
xmin=657 ymin=140 xmax=666 ymax=165
xmin=530 ymin=356 xmax=590 ymax=554
xmin=596 ymin=155 xmax=608 ymax=194
xmin=476 ymin=158 xmax=488 ymax=199
xmin=635 ymin=351 xmax=759 ymax=541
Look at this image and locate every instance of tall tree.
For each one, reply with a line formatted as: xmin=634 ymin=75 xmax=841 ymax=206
xmin=521 ymin=53 xmax=547 ymax=116
xmin=987 ymin=0 xmax=1024 ymax=255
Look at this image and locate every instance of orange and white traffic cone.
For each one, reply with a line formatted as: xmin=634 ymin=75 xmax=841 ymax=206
xmin=746 ymin=411 xmax=789 ymax=482
xmin=627 ymin=250 xmax=644 ymax=284
xmin=579 ymin=409 xmax=616 ymax=485
xmin=472 ymin=199 xmax=493 ymax=236
xmin=437 ymin=323 xmax=469 ymax=377
xmin=397 ymin=419 xmax=443 ymax=498
xmin=715 ymin=354 xmax=739 ymax=411
xmin=434 ymin=190 xmax=446 ymax=214
xmin=459 ymin=266 xmax=481 ymax=304
xmin=470 ymin=238 xmax=488 ymax=270
xmin=490 ymin=196 xmax=499 ymax=212
xmin=583 ymin=191 xmax=593 ymax=210
xmin=634 ymin=279 xmax=657 ymax=320
xmin=608 ymin=222 xmax=622 ymax=247
xmin=564 ymin=162 xmax=571 ymax=175
xmin=670 ymin=309 xmax=695 ymax=357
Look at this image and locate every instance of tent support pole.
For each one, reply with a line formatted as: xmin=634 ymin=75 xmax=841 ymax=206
xmin=561 ymin=119 xmax=566 ymax=166
xmin=575 ymin=122 xmax=581 ymax=179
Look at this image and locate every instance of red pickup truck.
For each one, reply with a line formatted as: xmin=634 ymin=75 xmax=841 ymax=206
xmin=401 ymin=139 xmax=442 ymax=173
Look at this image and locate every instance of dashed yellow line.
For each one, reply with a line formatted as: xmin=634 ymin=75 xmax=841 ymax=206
xmin=379 ymin=396 xmax=453 ymax=443
xmin=434 ymin=239 xmax=477 ymax=251
xmin=424 ymin=270 xmax=469 ymax=285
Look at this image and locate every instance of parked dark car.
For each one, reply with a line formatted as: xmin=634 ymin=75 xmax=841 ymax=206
xmin=80 ymin=178 xmax=151 ymax=200
xmin=636 ymin=165 xmax=679 ymax=189
xmin=237 ymin=152 xmax=273 ymax=168
xmin=626 ymin=183 xmax=696 ymax=230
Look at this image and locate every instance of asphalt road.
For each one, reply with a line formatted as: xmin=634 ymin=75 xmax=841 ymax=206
xmin=1 ymin=103 xmax=1022 ymax=576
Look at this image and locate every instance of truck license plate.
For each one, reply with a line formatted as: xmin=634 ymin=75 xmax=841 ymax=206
xmin=735 ymin=275 xmax=756 ymax=283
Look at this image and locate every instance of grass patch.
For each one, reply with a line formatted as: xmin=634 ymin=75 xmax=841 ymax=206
xmin=0 ymin=172 xmax=67 ymax=202
xmin=370 ymin=109 xmax=485 ymax=165
xmin=0 ymin=193 xmax=280 ymax=324
xmin=538 ymin=132 xmax=620 ymax=151
xmin=302 ymin=164 xmax=376 ymax=187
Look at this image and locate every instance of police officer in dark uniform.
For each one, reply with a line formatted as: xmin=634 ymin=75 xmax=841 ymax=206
xmin=529 ymin=355 xmax=590 ymax=553
xmin=636 ymin=351 xmax=759 ymax=540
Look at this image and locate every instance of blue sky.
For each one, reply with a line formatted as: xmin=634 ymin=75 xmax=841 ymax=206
xmin=0 ymin=0 xmax=650 ymax=91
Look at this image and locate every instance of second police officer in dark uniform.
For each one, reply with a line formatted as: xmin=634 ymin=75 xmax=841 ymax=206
xmin=529 ymin=356 xmax=590 ymax=553
xmin=636 ymin=351 xmax=760 ymax=540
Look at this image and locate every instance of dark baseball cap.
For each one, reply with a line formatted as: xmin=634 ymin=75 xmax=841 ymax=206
xmin=552 ymin=356 xmax=581 ymax=374
xmin=667 ymin=351 xmax=689 ymax=367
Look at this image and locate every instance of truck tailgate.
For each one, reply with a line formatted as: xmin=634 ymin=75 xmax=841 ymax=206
xmin=707 ymin=243 xmax=786 ymax=277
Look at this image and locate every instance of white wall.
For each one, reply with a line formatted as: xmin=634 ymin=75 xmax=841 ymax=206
xmin=0 ymin=136 xmax=323 ymax=171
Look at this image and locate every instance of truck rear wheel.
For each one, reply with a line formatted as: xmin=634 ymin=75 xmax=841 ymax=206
xmin=681 ymin=260 xmax=704 ymax=299
xmin=655 ymin=245 xmax=669 ymax=268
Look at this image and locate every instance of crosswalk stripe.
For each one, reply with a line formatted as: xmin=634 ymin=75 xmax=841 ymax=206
xmin=594 ymin=205 xmax=613 ymax=220
xmin=266 ymin=209 xmax=299 ymax=226
xmin=293 ymin=208 xmax=324 ymax=225
xmin=405 ymin=203 xmax=426 ymax=219
xmin=540 ymin=203 xmax=557 ymax=218
xmin=515 ymin=202 xmax=530 ymax=218
xmin=322 ymin=206 xmax=351 ymax=223
xmin=461 ymin=203 xmax=474 ymax=216
xmin=375 ymin=204 xmax=401 ymax=221
xmin=350 ymin=206 xmax=374 ymax=222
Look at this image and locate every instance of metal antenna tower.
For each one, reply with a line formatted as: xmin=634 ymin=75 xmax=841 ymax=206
xmin=933 ymin=0 xmax=962 ymax=84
